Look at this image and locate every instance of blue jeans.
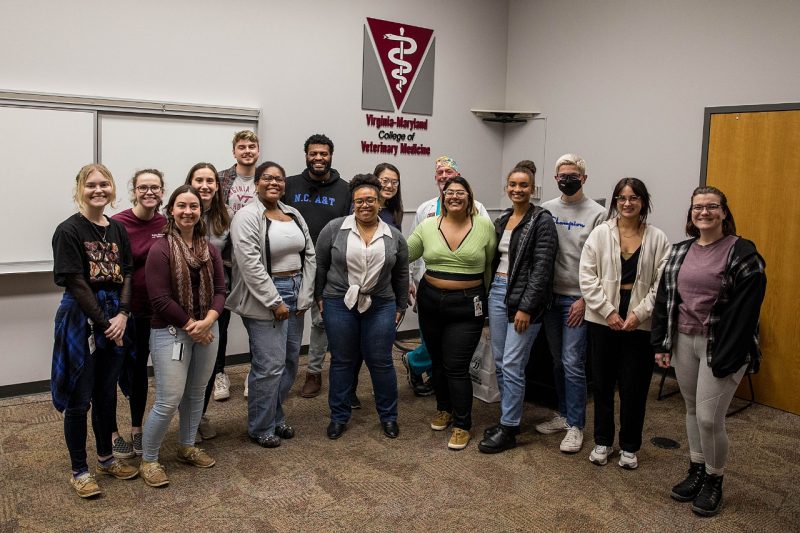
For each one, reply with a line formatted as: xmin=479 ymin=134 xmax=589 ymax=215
xmin=542 ymin=294 xmax=588 ymax=428
xmin=242 ymin=274 xmax=304 ymax=438
xmin=142 ymin=323 xmax=219 ymax=461
xmin=324 ymin=296 xmax=398 ymax=423
xmin=488 ymin=275 xmax=542 ymax=427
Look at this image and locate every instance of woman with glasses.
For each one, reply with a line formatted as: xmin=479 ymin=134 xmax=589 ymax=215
xmin=374 ymin=162 xmax=404 ymax=230
xmin=652 ymin=186 xmax=766 ymax=517
xmin=407 ymin=176 xmax=496 ymax=450
xmin=52 ymin=164 xmax=139 ymax=498
xmin=228 ymin=162 xmax=315 ymax=448
xmin=109 ymin=170 xmax=167 ymax=459
xmin=185 ymin=163 xmax=233 ymax=441
xmin=315 ymin=174 xmax=408 ymax=440
xmin=579 ymin=178 xmax=670 ymax=470
xmin=140 ymin=185 xmax=226 ymax=487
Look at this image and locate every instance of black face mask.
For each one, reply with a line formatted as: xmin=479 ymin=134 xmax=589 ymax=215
xmin=557 ymin=176 xmax=582 ymax=196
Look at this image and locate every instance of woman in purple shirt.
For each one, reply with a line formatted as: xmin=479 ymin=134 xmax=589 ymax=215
xmin=652 ymin=186 xmax=766 ymax=517
xmin=139 ymin=185 xmax=226 ymax=488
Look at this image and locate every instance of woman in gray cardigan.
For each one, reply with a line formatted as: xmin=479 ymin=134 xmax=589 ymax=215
xmin=315 ymin=174 xmax=409 ymax=440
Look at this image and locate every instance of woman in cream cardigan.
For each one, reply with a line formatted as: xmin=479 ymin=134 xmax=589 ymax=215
xmin=579 ymin=177 xmax=670 ymax=470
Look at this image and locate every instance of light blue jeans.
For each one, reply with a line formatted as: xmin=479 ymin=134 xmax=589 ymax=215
xmin=488 ymin=275 xmax=542 ymax=427
xmin=242 ymin=274 xmax=304 ymax=438
xmin=542 ymin=294 xmax=588 ymax=429
xmin=142 ymin=323 xmax=219 ymax=462
xmin=306 ymin=303 xmax=328 ymax=374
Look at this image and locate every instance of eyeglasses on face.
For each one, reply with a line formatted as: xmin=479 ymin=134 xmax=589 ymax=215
xmin=443 ymin=189 xmax=468 ymax=198
xmin=691 ymin=203 xmax=722 ymax=212
xmin=556 ymin=173 xmax=582 ymax=180
xmin=353 ymin=197 xmax=378 ymax=206
xmin=136 ymin=185 xmax=163 ymax=193
xmin=379 ymin=177 xmax=399 ymax=187
xmin=615 ymin=195 xmax=641 ymax=204
xmin=259 ymin=175 xmax=285 ymax=183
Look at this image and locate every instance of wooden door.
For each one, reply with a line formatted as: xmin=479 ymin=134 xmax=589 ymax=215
xmin=706 ymin=109 xmax=800 ymax=414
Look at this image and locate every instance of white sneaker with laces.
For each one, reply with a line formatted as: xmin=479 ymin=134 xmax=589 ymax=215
xmin=535 ymin=414 xmax=568 ymax=435
xmin=619 ymin=450 xmax=639 ymax=469
xmin=560 ymin=426 xmax=584 ymax=453
xmin=589 ymin=444 xmax=614 ymax=465
xmin=213 ymin=372 xmax=230 ymax=401
xmin=243 ymin=370 xmax=249 ymax=398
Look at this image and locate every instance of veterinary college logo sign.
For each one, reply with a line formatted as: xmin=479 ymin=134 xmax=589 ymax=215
xmin=362 ymin=17 xmax=435 ymax=115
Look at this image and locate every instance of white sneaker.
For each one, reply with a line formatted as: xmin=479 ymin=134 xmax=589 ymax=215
xmin=535 ymin=414 xmax=568 ymax=435
xmin=560 ymin=426 xmax=584 ymax=453
xmin=213 ymin=372 xmax=230 ymax=401
xmin=619 ymin=451 xmax=639 ymax=470
xmin=243 ymin=371 xmax=249 ymax=398
xmin=589 ymin=444 xmax=614 ymax=465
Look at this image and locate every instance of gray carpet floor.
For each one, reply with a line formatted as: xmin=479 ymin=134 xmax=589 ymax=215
xmin=1 ymin=350 xmax=798 ymax=532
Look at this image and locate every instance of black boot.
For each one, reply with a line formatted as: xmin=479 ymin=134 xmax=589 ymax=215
xmin=670 ymin=462 xmax=706 ymax=502
xmin=691 ymin=473 xmax=723 ymax=517
xmin=478 ymin=424 xmax=518 ymax=454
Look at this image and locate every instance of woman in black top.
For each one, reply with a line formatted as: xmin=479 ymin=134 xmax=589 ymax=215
xmin=51 ymin=163 xmax=139 ymax=498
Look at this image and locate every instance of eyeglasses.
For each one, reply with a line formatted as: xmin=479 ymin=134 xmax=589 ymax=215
xmin=136 ymin=185 xmax=163 ymax=193
xmin=556 ymin=173 xmax=582 ymax=180
xmin=443 ymin=190 xmax=468 ymax=198
xmin=691 ymin=203 xmax=722 ymax=212
xmin=615 ymin=195 xmax=641 ymax=204
xmin=379 ymin=177 xmax=399 ymax=187
xmin=353 ymin=197 xmax=378 ymax=206
xmin=259 ymin=175 xmax=285 ymax=183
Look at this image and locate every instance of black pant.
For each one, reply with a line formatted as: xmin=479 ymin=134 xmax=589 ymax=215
xmin=203 ymin=308 xmax=231 ymax=413
xmin=64 ymin=345 xmax=125 ymax=473
xmin=417 ymin=278 xmax=485 ymax=430
xmin=588 ymin=322 xmax=653 ymax=452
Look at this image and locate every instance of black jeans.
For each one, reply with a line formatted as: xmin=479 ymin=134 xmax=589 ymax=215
xmin=417 ymin=278 xmax=485 ymax=430
xmin=64 ymin=345 xmax=125 ymax=473
xmin=203 ymin=308 xmax=231 ymax=413
xmin=588 ymin=322 xmax=653 ymax=452
xmin=111 ymin=315 xmax=151 ymax=432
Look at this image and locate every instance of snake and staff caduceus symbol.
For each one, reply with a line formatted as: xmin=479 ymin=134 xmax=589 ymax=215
xmin=384 ymin=27 xmax=417 ymax=93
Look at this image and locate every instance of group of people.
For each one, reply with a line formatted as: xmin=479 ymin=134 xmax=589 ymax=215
xmin=50 ymin=131 xmax=766 ymax=518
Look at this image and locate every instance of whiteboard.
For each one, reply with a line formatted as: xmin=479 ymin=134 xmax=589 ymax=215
xmin=100 ymin=114 xmax=258 ymax=213
xmin=0 ymin=106 xmax=95 ymax=272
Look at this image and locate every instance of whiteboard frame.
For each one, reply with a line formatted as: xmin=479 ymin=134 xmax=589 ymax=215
xmin=0 ymin=90 xmax=260 ymax=274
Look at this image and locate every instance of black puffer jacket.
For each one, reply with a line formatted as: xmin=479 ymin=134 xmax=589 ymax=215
xmin=491 ymin=204 xmax=558 ymax=322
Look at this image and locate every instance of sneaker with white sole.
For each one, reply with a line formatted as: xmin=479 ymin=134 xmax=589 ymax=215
xmin=213 ymin=372 xmax=230 ymax=401
xmin=112 ymin=435 xmax=135 ymax=459
xmin=243 ymin=371 xmax=250 ymax=398
xmin=448 ymin=428 xmax=471 ymax=450
xmin=560 ymin=426 xmax=584 ymax=453
xmin=589 ymin=444 xmax=614 ymax=465
xmin=619 ymin=450 xmax=639 ymax=469
xmin=535 ymin=414 xmax=569 ymax=435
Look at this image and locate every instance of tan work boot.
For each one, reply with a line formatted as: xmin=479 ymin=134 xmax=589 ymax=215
xmin=300 ymin=372 xmax=322 ymax=398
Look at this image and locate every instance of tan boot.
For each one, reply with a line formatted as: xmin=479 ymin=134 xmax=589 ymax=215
xmin=300 ymin=372 xmax=322 ymax=398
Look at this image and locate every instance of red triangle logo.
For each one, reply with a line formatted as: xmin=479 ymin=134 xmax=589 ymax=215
xmin=366 ymin=17 xmax=434 ymax=112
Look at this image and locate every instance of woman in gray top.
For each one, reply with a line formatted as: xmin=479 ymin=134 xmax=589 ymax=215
xmin=315 ymin=174 xmax=409 ymax=440
xmin=185 ymin=162 xmax=233 ymax=440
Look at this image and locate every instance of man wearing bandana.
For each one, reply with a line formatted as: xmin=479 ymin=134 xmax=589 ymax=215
xmin=537 ymin=154 xmax=605 ymax=454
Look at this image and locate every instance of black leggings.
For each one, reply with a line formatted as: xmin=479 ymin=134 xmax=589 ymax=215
xmin=112 ymin=315 xmax=150 ymax=432
xmin=203 ymin=308 xmax=231 ymax=413
xmin=417 ymin=278 xmax=485 ymax=430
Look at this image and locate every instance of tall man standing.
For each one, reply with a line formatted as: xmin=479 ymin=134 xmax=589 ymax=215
xmin=537 ymin=153 xmax=605 ymax=454
xmin=208 ymin=130 xmax=260 ymax=402
xmin=284 ymin=134 xmax=351 ymax=398
xmin=406 ymin=156 xmax=490 ymax=395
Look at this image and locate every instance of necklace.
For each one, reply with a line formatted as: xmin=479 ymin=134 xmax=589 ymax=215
xmin=82 ymin=213 xmax=108 ymax=243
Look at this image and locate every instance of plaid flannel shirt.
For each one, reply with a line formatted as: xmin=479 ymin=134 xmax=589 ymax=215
xmin=219 ymin=164 xmax=238 ymax=206
xmin=656 ymin=237 xmax=765 ymax=369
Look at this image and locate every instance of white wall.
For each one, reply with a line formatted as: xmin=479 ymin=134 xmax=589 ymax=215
xmin=505 ymin=0 xmax=800 ymax=239
xmin=0 ymin=0 xmax=510 ymax=387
